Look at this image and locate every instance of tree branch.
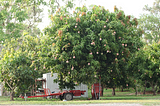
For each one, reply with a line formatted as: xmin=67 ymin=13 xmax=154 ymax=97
xmin=4 ymin=79 xmax=14 ymax=90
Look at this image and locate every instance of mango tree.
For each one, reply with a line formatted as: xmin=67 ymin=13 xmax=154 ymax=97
xmin=45 ymin=5 xmax=143 ymax=95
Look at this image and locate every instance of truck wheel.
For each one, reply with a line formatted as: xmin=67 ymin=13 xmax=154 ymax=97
xmin=59 ymin=95 xmax=63 ymax=100
xmin=64 ymin=93 xmax=73 ymax=100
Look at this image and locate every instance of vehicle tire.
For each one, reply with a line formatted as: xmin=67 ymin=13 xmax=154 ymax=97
xmin=59 ymin=95 xmax=63 ymax=100
xmin=64 ymin=93 xmax=73 ymax=100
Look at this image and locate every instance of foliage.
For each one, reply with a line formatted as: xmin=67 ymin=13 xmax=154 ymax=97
xmin=139 ymin=0 xmax=160 ymax=44
xmin=45 ymin=5 xmax=143 ymax=92
xmin=131 ymin=43 xmax=160 ymax=95
xmin=0 ymin=0 xmax=85 ymax=99
xmin=20 ymin=34 xmax=52 ymax=76
xmin=0 ymin=38 xmax=37 ymax=100
xmin=0 ymin=0 xmax=46 ymax=43
xmin=0 ymin=34 xmax=52 ymax=100
xmin=48 ymin=0 xmax=85 ymax=14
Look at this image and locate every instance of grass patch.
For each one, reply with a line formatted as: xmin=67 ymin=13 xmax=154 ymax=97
xmin=1 ymin=88 xmax=160 ymax=105
xmin=1 ymin=99 xmax=160 ymax=105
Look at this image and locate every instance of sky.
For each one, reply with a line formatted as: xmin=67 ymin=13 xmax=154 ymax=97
xmin=38 ymin=0 xmax=155 ymax=31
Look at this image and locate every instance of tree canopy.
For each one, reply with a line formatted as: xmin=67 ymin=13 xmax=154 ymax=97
xmin=45 ymin=5 xmax=143 ymax=94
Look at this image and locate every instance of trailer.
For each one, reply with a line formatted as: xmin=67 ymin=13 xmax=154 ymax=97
xmin=20 ymin=73 xmax=87 ymax=101
xmin=21 ymin=88 xmax=86 ymax=100
xmin=42 ymin=73 xmax=88 ymax=98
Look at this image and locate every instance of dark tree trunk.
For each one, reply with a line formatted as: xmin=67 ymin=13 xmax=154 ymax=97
xmin=121 ymin=87 xmax=123 ymax=92
xmin=112 ymin=87 xmax=116 ymax=96
xmin=101 ymin=85 xmax=104 ymax=96
xmin=10 ymin=91 xmax=14 ymax=101
xmin=143 ymin=81 xmax=147 ymax=95
xmin=143 ymin=87 xmax=146 ymax=95
xmin=32 ymin=85 xmax=34 ymax=95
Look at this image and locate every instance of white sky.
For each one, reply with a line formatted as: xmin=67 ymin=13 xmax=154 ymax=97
xmin=38 ymin=0 xmax=155 ymax=31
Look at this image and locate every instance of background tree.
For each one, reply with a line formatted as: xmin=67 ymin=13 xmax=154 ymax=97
xmin=48 ymin=0 xmax=85 ymax=14
xmin=139 ymin=0 xmax=160 ymax=44
xmin=45 ymin=5 xmax=143 ymax=95
xmin=0 ymin=0 xmax=45 ymax=42
xmin=0 ymin=38 xmax=38 ymax=100
xmin=20 ymin=34 xmax=52 ymax=76
xmin=131 ymin=42 xmax=160 ymax=95
xmin=0 ymin=34 xmax=52 ymax=100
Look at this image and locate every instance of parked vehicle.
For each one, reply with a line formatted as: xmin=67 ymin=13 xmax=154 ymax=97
xmin=20 ymin=88 xmax=86 ymax=100
xmin=20 ymin=73 xmax=87 ymax=101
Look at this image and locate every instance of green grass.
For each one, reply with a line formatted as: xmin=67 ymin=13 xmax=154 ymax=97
xmin=1 ymin=88 xmax=160 ymax=105
xmin=1 ymin=99 xmax=160 ymax=105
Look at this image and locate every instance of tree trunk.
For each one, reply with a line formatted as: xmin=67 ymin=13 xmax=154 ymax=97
xmin=150 ymin=81 xmax=157 ymax=96
xmin=121 ymin=87 xmax=123 ymax=92
xmin=135 ymin=90 xmax=138 ymax=95
xmin=152 ymin=85 xmax=157 ymax=96
xmin=143 ymin=81 xmax=147 ymax=95
xmin=112 ymin=87 xmax=116 ymax=96
xmin=135 ymin=86 xmax=138 ymax=96
xmin=101 ymin=85 xmax=103 ymax=96
xmin=152 ymin=87 xmax=156 ymax=96
xmin=10 ymin=91 xmax=14 ymax=101
xmin=1 ymin=84 xmax=3 ymax=96
xmin=143 ymin=87 xmax=146 ymax=95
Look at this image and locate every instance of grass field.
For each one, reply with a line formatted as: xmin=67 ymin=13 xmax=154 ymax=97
xmin=0 ymin=88 xmax=160 ymax=106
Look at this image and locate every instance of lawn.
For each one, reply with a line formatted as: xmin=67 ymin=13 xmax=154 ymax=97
xmin=0 ymin=88 xmax=160 ymax=106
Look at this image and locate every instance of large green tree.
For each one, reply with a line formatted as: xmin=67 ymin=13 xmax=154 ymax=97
xmin=139 ymin=0 xmax=160 ymax=44
xmin=45 ymin=5 xmax=143 ymax=95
